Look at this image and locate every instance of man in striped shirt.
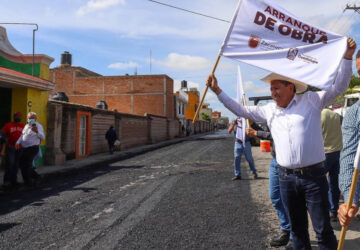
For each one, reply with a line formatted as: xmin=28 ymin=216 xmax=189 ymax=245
xmin=338 ymin=50 xmax=360 ymax=227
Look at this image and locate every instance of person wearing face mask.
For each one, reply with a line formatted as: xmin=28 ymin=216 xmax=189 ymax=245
xmin=15 ymin=112 xmax=45 ymax=187
xmin=1 ymin=112 xmax=24 ymax=188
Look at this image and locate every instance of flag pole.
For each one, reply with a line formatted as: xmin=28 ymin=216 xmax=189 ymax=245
xmin=192 ymin=54 xmax=221 ymax=124
xmin=337 ymin=168 xmax=360 ymax=250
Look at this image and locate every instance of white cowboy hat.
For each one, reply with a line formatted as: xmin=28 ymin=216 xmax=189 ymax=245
xmin=261 ymin=73 xmax=308 ymax=94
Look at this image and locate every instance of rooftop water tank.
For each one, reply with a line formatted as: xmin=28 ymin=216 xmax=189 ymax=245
xmin=61 ymin=51 xmax=72 ymax=66
xmin=51 ymin=92 xmax=69 ymax=102
xmin=96 ymin=100 xmax=108 ymax=110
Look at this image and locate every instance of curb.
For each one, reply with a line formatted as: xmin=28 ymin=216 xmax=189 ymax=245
xmin=31 ymin=133 xmax=212 ymax=182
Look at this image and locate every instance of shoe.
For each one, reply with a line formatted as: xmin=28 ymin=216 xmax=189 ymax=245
xmin=232 ymin=176 xmax=241 ymax=181
xmin=330 ymin=213 xmax=337 ymax=222
xmin=270 ymin=230 xmax=290 ymax=247
xmin=284 ymin=239 xmax=293 ymax=250
xmin=253 ymin=173 xmax=258 ymax=179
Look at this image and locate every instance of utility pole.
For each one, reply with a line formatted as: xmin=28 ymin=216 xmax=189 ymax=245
xmin=343 ymin=4 xmax=360 ymax=13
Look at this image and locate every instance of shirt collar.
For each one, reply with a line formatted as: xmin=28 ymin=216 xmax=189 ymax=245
xmin=275 ymin=94 xmax=298 ymax=110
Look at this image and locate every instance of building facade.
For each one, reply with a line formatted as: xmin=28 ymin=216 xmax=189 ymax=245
xmin=0 ymin=26 xmax=54 ymax=164
xmin=185 ymin=88 xmax=200 ymax=121
xmin=50 ymin=54 xmax=174 ymax=119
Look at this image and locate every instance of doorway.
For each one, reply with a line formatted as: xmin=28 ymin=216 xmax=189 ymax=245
xmin=0 ymin=87 xmax=12 ymax=128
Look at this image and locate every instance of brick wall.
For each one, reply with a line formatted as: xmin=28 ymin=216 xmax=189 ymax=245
xmin=50 ymin=67 xmax=174 ymax=118
xmin=45 ymin=101 xmax=212 ymax=165
xmin=91 ymin=113 xmax=115 ymax=154
xmin=148 ymin=114 xmax=168 ymax=143
xmin=168 ymin=119 xmax=180 ymax=139
xmin=119 ymin=115 xmax=148 ymax=149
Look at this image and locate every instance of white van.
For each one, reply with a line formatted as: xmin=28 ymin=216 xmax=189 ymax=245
xmin=333 ymin=90 xmax=360 ymax=117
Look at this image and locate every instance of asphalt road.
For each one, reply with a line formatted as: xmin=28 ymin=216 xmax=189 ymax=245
xmin=2 ymin=130 xmax=357 ymax=249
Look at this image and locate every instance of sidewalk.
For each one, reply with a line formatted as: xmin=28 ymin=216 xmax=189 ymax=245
xmin=0 ymin=133 xmax=206 ymax=183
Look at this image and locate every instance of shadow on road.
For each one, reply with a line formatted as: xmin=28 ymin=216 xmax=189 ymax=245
xmin=0 ymin=164 xmax=144 ymax=218
xmin=0 ymin=223 xmax=20 ymax=233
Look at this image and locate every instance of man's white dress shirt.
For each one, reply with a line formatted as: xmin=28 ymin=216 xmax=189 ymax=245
xmin=218 ymin=60 xmax=352 ymax=169
xmin=17 ymin=122 xmax=45 ymax=148
xmin=235 ymin=118 xmax=245 ymax=141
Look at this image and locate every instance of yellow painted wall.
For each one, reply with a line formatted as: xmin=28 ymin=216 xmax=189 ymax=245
xmin=27 ymin=88 xmax=48 ymax=146
xmin=12 ymin=88 xmax=48 ymax=146
xmin=11 ymin=88 xmax=28 ymax=124
xmin=40 ymin=63 xmax=50 ymax=80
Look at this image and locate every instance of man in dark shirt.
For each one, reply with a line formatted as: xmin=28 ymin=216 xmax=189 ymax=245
xmin=105 ymin=125 xmax=118 ymax=154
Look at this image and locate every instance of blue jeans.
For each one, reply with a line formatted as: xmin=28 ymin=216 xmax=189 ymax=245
xmin=234 ymin=141 xmax=256 ymax=177
xmin=279 ymin=166 xmax=337 ymax=250
xmin=269 ymin=158 xmax=291 ymax=232
xmin=324 ymin=151 xmax=340 ymax=216
xmin=3 ymin=147 xmax=22 ymax=185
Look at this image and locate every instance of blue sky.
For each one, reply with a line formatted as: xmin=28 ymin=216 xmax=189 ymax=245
xmin=1 ymin=0 xmax=360 ymax=120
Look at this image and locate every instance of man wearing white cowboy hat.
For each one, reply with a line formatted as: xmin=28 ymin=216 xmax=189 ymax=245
xmin=207 ymin=38 xmax=356 ymax=250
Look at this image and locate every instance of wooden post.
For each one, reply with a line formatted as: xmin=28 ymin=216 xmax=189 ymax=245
xmin=337 ymin=168 xmax=360 ymax=250
xmin=192 ymin=54 xmax=221 ymax=124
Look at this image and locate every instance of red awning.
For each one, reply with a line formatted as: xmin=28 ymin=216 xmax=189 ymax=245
xmin=0 ymin=66 xmax=54 ymax=91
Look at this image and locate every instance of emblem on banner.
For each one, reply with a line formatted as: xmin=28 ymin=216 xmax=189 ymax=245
xmin=248 ymin=35 xmax=261 ymax=48
xmin=287 ymin=48 xmax=299 ymax=61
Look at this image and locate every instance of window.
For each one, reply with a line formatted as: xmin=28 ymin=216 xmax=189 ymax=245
xmin=78 ymin=116 xmax=87 ymax=156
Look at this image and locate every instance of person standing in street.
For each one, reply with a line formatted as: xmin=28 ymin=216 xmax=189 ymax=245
xmin=105 ymin=125 xmax=118 ymax=154
xmin=16 ymin=112 xmax=45 ymax=187
xmin=228 ymin=118 xmax=258 ymax=180
xmin=321 ymin=108 xmax=342 ymax=222
xmin=337 ymin=49 xmax=360 ymax=227
xmin=207 ymin=38 xmax=356 ymax=250
xmin=2 ymin=112 xmax=24 ymax=188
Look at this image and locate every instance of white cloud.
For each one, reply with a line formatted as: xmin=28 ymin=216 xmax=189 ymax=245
xmin=326 ymin=16 xmax=357 ymax=35
xmin=156 ymin=53 xmax=212 ymax=71
xmin=108 ymin=61 xmax=139 ymax=70
xmin=231 ymin=80 xmax=271 ymax=97
xmin=243 ymin=81 xmax=271 ymax=96
xmin=77 ymin=0 xmax=126 ymax=16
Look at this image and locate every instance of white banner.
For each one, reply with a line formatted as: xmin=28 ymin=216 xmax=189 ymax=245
xmin=220 ymin=0 xmax=347 ymax=90
xmin=236 ymin=66 xmax=246 ymax=146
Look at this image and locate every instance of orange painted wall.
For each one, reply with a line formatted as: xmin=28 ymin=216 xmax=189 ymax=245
xmin=185 ymin=91 xmax=199 ymax=120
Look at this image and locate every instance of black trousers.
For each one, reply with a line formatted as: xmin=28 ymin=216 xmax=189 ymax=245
xmin=20 ymin=145 xmax=39 ymax=186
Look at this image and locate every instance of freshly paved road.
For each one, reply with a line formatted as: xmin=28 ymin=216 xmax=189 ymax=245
xmin=0 ymin=130 xmax=358 ymax=249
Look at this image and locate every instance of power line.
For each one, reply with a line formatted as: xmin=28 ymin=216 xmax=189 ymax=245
xmin=148 ymin=0 xmax=230 ymax=23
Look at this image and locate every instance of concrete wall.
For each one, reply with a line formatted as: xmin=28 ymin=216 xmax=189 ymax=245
xmin=45 ymin=100 xmax=212 ymax=165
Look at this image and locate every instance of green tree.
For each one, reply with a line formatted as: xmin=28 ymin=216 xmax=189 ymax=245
xmin=201 ymin=112 xmax=211 ymax=121
xmin=333 ymin=74 xmax=360 ymax=104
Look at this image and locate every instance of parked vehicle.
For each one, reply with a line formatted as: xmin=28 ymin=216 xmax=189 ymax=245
xmin=333 ymin=90 xmax=360 ymax=117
